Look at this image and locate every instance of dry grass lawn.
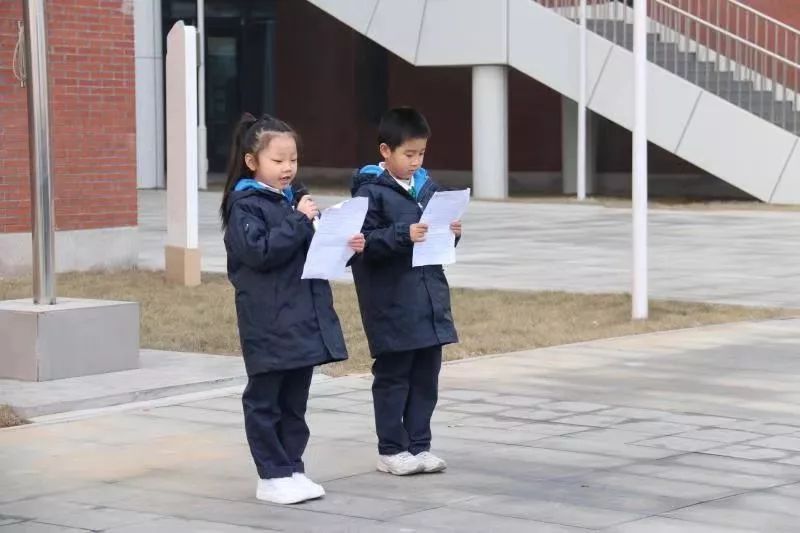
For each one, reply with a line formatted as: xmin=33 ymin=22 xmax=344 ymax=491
xmin=0 ymin=405 xmax=26 ymax=429
xmin=0 ymin=270 xmax=792 ymax=376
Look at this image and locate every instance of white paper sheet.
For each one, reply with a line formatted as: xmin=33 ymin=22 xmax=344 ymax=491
xmin=412 ymin=188 xmax=470 ymax=267
xmin=301 ymin=197 xmax=368 ymax=280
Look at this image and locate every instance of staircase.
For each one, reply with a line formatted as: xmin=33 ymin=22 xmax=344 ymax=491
xmin=306 ymin=0 xmax=800 ymax=203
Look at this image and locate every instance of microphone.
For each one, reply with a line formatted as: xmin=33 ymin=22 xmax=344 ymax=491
xmin=293 ymin=185 xmax=320 ymax=231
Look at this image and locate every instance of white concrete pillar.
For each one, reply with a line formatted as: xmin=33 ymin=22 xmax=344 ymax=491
xmin=561 ymin=95 xmax=597 ymax=195
xmin=165 ymin=21 xmax=200 ymax=287
xmin=472 ymin=66 xmax=508 ymax=200
xmin=134 ymin=0 xmax=165 ymax=189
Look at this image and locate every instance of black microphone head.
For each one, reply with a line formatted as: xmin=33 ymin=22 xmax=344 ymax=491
xmin=292 ymin=183 xmax=310 ymax=206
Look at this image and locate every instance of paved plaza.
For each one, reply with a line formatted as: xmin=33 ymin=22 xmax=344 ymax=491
xmin=3 ymin=318 xmax=800 ymax=531
xmin=139 ymin=190 xmax=800 ymax=308
xmin=2 ymin=191 xmax=799 ymax=531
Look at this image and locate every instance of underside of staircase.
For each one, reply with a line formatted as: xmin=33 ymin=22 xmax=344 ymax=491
xmin=306 ymin=0 xmax=800 ymax=204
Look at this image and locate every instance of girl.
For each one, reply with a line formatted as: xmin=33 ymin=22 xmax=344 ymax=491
xmin=221 ymin=113 xmax=364 ymax=505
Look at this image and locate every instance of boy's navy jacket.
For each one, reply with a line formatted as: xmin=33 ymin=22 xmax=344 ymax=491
xmin=224 ymin=180 xmax=348 ymax=375
xmin=349 ymin=165 xmax=459 ymax=357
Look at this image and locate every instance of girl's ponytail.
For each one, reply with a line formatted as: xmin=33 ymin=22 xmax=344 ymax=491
xmin=220 ymin=113 xmax=258 ymax=229
xmin=219 ymin=112 xmax=299 ymax=230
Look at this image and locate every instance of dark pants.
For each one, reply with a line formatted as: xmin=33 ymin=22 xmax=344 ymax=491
xmin=372 ymin=346 xmax=442 ymax=456
xmin=242 ymin=366 xmax=314 ymax=479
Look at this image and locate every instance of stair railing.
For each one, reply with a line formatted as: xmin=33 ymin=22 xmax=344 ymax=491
xmin=535 ymin=0 xmax=800 ymax=134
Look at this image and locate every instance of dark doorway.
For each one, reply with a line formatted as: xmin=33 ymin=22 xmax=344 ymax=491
xmin=162 ymin=0 xmax=277 ymax=172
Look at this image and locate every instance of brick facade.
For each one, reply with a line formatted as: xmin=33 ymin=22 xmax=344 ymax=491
xmin=0 ymin=0 xmax=136 ymax=235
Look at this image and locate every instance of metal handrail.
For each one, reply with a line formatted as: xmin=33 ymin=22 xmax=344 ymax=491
xmin=535 ymin=0 xmax=800 ymax=135
xmin=726 ymin=0 xmax=799 ymax=40
xmin=654 ymin=0 xmax=799 ymax=70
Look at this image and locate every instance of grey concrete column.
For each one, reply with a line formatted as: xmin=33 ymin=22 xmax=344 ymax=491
xmin=472 ymin=65 xmax=508 ymax=200
xmin=561 ymin=95 xmax=597 ymax=196
xmin=135 ymin=0 xmax=165 ymax=189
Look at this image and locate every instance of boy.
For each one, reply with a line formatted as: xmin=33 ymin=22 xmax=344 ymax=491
xmin=350 ymin=107 xmax=461 ymax=476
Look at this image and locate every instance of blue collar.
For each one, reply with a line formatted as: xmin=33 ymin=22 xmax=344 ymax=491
xmin=234 ymin=178 xmax=294 ymax=202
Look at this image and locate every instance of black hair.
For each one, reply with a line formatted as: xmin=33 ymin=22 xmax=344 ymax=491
xmin=377 ymin=107 xmax=431 ymax=150
xmin=220 ymin=113 xmax=298 ymax=229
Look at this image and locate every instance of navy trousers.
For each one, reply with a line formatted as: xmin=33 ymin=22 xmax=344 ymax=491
xmin=242 ymin=366 xmax=314 ymax=479
xmin=371 ymin=346 xmax=442 ymax=456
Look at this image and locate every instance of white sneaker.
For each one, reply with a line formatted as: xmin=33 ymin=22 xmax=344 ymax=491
xmin=415 ymin=451 xmax=447 ymax=473
xmin=377 ymin=451 xmax=425 ymax=476
xmin=292 ymin=473 xmax=325 ymax=500
xmin=256 ymin=476 xmax=311 ymax=505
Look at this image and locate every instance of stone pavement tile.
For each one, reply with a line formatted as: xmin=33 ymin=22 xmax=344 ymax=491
xmin=306 ymin=396 xmax=365 ymax=412
xmin=319 ymin=401 xmax=375 ymax=417
xmin=304 ymin=411 xmax=374 ymax=441
xmin=634 ymin=436 xmax=720 ymax=452
xmin=429 ymin=409 xmax=472 ymax=425
xmin=424 ymin=436 xmax=498 ymax=456
xmin=115 ymin=471 xmax=256 ymax=502
xmin=447 ymin=448 xmax=589 ymax=483
xmin=568 ymin=428 xmax=655 ymax=445
xmin=613 ymin=421 xmax=700 ymax=436
xmin=321 ymin=470 xmax=490 ymax=506
xmin=452 ymin=494 xmax=644 ymax=529
xmin=552 ymin=414 xmax=629 ymax=428
xmin=671 ymin=452 xmax=800 ymax=479
xmin=181 ymin=396 xmax=243 ymax=413
xmin=330 ymin=390 xmax=374 ymax=403
xmin=0 ymin=523 xmax=88 ymax=532
xmin=392 ymin=507 xmax=590 ymax=533
xmin=492 ymin=444 xmax=637 ymax=471
xmin=569 ymin=471 xmax=739 ymax=500
xmin=439 ymin=389 xmax=500 ymax=402
xmin=773 ymin=482 xmax=800 ymax=497
xmin=705 ymin=444 xmax=790 ymax=461
xmin=546 ymin=401 xmax=608 ymax=413
xmin=0 ymin=498 xmax=160 ymax=531
xmin=596 ymin=408 xmax=674 ymax=420
xmin=103 ymin=517 xmax=278 ymax=533
xmin=620 ymin=464 xmax=787 ymax=490
xmin=439 ymin=402 xmax=508 ymax=415
xmin=716 ymin=420 xmax=800 ymax=435
xmin=499 ymin=409 xmax=573 ymax=421
xmin=660 ymin=414 xmax=739 ymax=426
xmin=60 ymin=485 xmax=159 ymax=507
xmin=306 ymin=381 xmax=367 ymax=397
xmin=5 ymin=413 xmax=214 ymax=448
xmin=481 ymin=395 xmax=552 ymax=408
xmin=301 ymin=438 xmax=379 ymax=482
xmin=104 ymin=489 xmax=381 ymax=531
xmin=520 ymin=436 xmax=683 ymax=461
xmin=137 ymin=405 xmax=243 ymax=426
xmin=675 ymin=429 xmax=766 ymax=443
xmin=664 ymin=501 xmax=800 ymax=532
xmin=717 ymin=491 xmax=800 ymax=518
xmin=442 ymin=414 xmax=524 ymax=430
xmin=489 ymin=477 xmax=689 ymax=515
xmin=0 ymin=478 xmax=96 ymax=506
xmin=300 ymin=491 xmax=436 ymax=520
xmin=604 ymin=516 xmax=761 ymax=533
xmin=435 ymin=422 xmax=584 ymax=445
xmin=749 ymin=435 xmax=800 ymax=452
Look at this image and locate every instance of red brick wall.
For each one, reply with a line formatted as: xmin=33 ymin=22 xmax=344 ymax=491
xmin=386 ymin=58 xmax=473 ymax=170
xmin=275 ymin=0 xmax=360 ymax=168
xmin=733 ymin=1 xmax=800 ymax=29
xmin=0 ymin=0 xmax=136 ymax=234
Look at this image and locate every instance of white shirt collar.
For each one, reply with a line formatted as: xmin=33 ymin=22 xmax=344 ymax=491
xmin=252 ymin=180 xmax=284 ymax=195
xmin=379 ymin=162 xmax=414 ymax=191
